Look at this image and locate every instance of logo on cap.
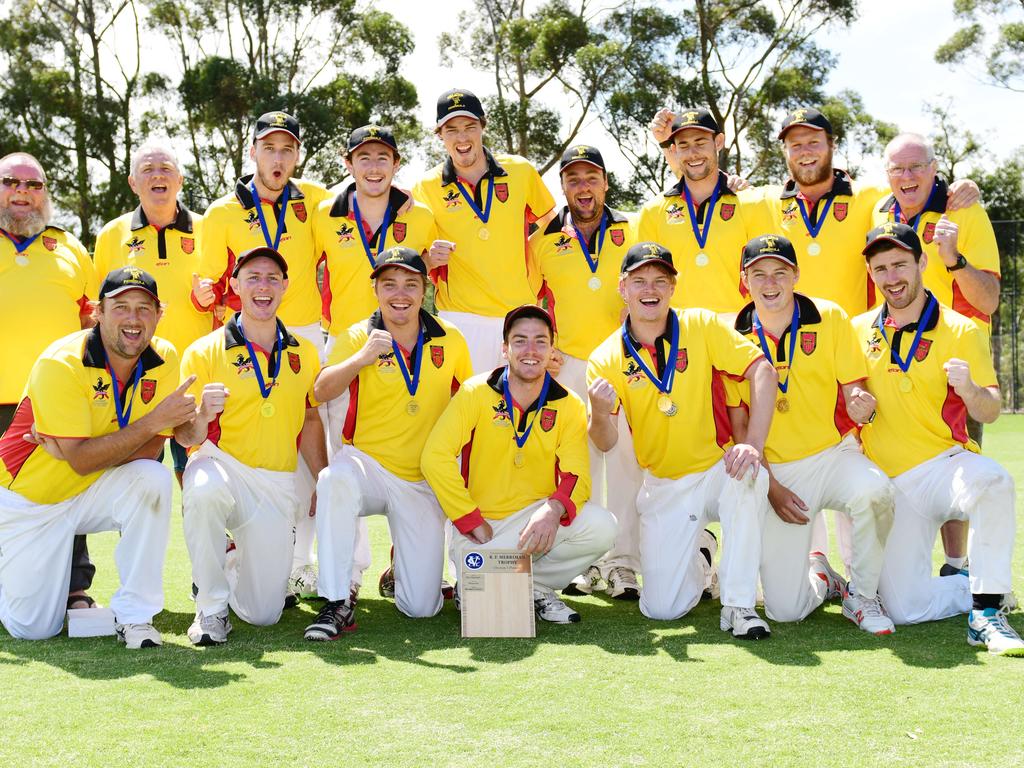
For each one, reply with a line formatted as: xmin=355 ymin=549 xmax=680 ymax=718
xmin=574 ymin=145 xmax=590 ymax=158
xmin=366 ymin=126 xmax=380 ymax=137
xmin=681 ymin=111 xmax=699 ymax=124
xmin=881 ymin=222 xmax=898 ymax=236
xmin=643 ymin=243 xmax=661 ymax=256
xmin=791 ymin=108 xmax=808 ymax=122
xmin=124 ymin=265 xmax=146 ymax=284
xmin=762 ymin=235 xmax=779 ymax=251
xmin=268 ymin=112 xmax=288 ymax=127
xmin=449 ymin=92 xmax=465 ymax=109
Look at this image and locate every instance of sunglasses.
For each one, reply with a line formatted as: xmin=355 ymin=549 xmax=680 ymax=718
xmin=1 ymin=176 xmax=46 ymax=190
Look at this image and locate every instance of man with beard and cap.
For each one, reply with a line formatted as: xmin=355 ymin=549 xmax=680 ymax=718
xmin=0 ymin=151 xmax=99 ymax=612
xmin=527 ymin=144 xmax=643 ymax=600
xmin=192 ymin=111 xmax=329 ymax=602
xmin=854 ymin=223 xmax=1022 ymax=656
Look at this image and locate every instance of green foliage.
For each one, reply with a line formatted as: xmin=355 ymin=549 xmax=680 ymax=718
xmin=936 ymin=0 xmax=1024 ymax=91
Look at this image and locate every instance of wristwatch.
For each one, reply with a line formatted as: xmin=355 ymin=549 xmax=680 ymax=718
xmin=946 ymin=253 xmax=968 ymax=272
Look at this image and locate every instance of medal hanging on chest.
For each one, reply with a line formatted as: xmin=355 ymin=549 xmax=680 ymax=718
xmin=503 ymin=368 xmax=552 ymax=468
xmin=392 ymin=326 xmax=425 ymax=417
xmin=453 ymin=176 xmax=494 ymax=240
xmin=753 ymin=302 xmax=799 ymax=414
xmin=238 ymin=317 xmax=284 ymax=418
xmin=879 ymin=295 xmax=937 ymax=395
xmin=571 ymin=211 xmax=607 ymax=292
xmin=621 ymin=312 xmax=681 ymax=417
xmin=249 ymin=181 xmax=290 ymax=251
xmin=796 ymin=194 xmax=833 ymax=257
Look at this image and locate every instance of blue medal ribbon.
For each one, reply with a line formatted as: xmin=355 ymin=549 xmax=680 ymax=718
xmin=352 ymin=193 xmax=391 ymax=270
xmin=892 ymin=181 xmax=937 ymax=233
xmin=682 ymin=183 xmax=719 ymax=250
xmin=453 ymin=176 xmax=494 ymax=224
xmin=502 ymin=367 xmax=552 ymax=450
xmin=879 ymin=294 xmax=938 ymax=373
xmin=753 ymin=302 xmax=800 ymax=394
xmin=238 ymin=317 xmax=283 ymax=399
xmin=104 ymin=353 xmax=144 ymax=429
xmin=571 ymin=211 xmax=607 ymax=274
xmin=796 ymin=194 xmax=834 ymax=239
xmin=392 ymin=326 xmax=425 ymax=397
xmin=1 ymin=229 xmax=42 ymax=253
xmin=248 ymin=182 xmax=291 ymax=250
xmin=620 ymin=311 xmax=680 ymax=395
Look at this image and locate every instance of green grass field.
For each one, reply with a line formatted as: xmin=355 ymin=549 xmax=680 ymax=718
xmin=2 ymin=418 xmax=1023 ymax=767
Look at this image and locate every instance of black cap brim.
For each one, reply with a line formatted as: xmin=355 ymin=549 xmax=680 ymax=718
xmin=502 ymin=305 xmax=553 ymax=338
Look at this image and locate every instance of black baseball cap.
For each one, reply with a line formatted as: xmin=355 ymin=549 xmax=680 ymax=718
xmin=862 ymin=222 xmax=922 ymax=257
xmin=559 ymin=145 xmax=606 ymax=174
xmin=370 ymin=246 xmax=427 ymax=279
xmin=620 ymin=242 xmax=678 ymax=276
xmin=254 ymin=111 xmax=301 ymax=144
xmin=436 ymin=88 xmax=486 ymax=128
xmin=99 ymin=266 xmax=160 ymax=301
xmin=346 ymin=124 xmax=400 ymax=159
xmin=660 ymin=108 xmax=720 ymax=147
xmin=778 ymin=107 xmax=833 ymax=139
xmin=742 ymin=234 xmax=798 ymax=270
xmin=502 ymin=304 xmax=554 ymax=340
xmin=233 ymin=246 xmax=289 ymax=278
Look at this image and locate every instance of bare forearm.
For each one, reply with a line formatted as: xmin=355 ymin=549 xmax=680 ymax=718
xmin=964 ymin=384 xmax=1001 ymax=424
xmin=299 ymin=409 xmax=328 ymax=474
xmin=314 ymin=356 xmax=366 ymax=403
xmin=588 ymin=411 xmax=618 ymax=452
xmin=744 ymin=360 xmax=778 ymax=452
xmin=61 ymin=413 xmax=164 ymax=475
xmin=121 ymin=434 xmax=167 ymax=465
xmin=174 ymin=413 xmax=213 ymax=448
xmin=953 ymin=267 xmax=1000 ymax=315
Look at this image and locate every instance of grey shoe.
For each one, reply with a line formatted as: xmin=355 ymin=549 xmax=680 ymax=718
xmin=188 ymin=611 xmax=232 ymax=646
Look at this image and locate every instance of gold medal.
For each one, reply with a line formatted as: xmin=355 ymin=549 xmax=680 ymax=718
xmin=899 ymin=376 xmax=913 ymax=393
xmin=776 ymin=397 xmax=790 ymax=413
xmin=260 ymin=401 xmax=276 ymax=418
xmin=478 ymin=226 xmax=490 ymax=241
xmin=807 ymin=242 xmax=821 ymax=256
xmin=513 ymin=451 xmax=525 ymax=468
xmin=14 ymin=255 xmax=29 ymax=267
xmin=657 ymin=394 xmax=677 ymax=416
xmin=588 ymin=276 xmax=602 ymax=291
xmin=695 ymin=252 xmax=709 ymax=267
xmin=406 ymin=400 xmax=420 ymax=416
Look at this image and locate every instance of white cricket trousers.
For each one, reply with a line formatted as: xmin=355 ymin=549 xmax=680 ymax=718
xmin=289 ymin=322 xmax=327 ymax=573
xmin=761 ymin=436 xmax=894 ymax=622
xmin=183 ymin=443 xmax=298 ymax=626
xmin=316 ymin=446 xmax=446 ymax=616
xmin=438 ymin=311 xmax=505 ymax=373
xmin=0 ymin=460 xmax=171 ymax=640
xmin=559 ymin=353 xmax=642 ymax=572
xmin=449 ymin=501 xmax=617 ymax=592
xmin=879 ymin=447 xmax=1015 ymax=625
xmin=637 ymin=459 xmax=768 ymax=620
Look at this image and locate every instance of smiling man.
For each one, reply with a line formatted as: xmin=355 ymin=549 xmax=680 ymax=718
xmin=421 ymin=305 xmax=615 ymax=625
xmin=176 ymin=247 xmax=321 ymax=646
xmin=0 ymin=266 xmax=191 ymax=646
xmin=305 ymin=247 xmax=472 ymax=639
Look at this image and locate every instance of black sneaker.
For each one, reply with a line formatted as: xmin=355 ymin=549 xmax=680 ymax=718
xmin=303 ymin=599 xmax=356 ymax=641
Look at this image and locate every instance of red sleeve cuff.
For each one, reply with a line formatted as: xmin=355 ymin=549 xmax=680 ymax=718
xmin=454 ymin=508 xmax=485 ymax=535
xmin=190 ymin=291 xmax=212 ymax=313
xmin=549 ymin=492 xmax=577 ymax=526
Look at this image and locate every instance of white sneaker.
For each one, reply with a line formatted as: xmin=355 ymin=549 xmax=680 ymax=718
xmin=534 ymin=587 xmax=580 ymax=624
xmin=188 ymin=611 xmax=232 ymax=646
xmin=562 ymin=565 xmax=604 ymax=596
xmin=606 ymin=567 xmax=640 ymax=600
xmin=115 ymin=622 xmax=162 ymax=649
xmin=842 ymin=591 xmax=895 ymax=635
xmin=720 ymin=605 xmax=770 ymax=640
xmin=968 ymin=608 xmax=1024 ymax=656
xmin=698 ymin=529 xmax=719 ymax=600
xmin=809 ymin=551 xmax=847 ymax=600
xmin=288 ymin=565 xmax=319 ymax=599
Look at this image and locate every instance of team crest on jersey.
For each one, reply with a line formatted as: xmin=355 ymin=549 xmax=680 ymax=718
xmin=866 ymin=333 xmax=883 ymax=357
xmin=336 ymin=222 xmax=355 ymax=243
xmin=430 ymin=345 xmax=444 ymax=368
xmin=377 ymin=352 xmax=396 ymax=371
xmin=181 ymin=237 xmax=194 ymax=254
xmin=610 ymin=228 xmax=625 ymax=246
xmin=540 ymin=407 xmax=557 ymax=432
xmin=922 ymin=222 xmax=936 ymax=244
xmin=392 ymin=221 xmax=407 ymax=243
xmin=800 ymin=331 xmax=817 ymax=355
xmin=494 ymin=183 xmax=509 ymax=203
xmin=443 ymin=190 xmax=461 ymax=208
xmin=914 ymin=338 xmax=932 ymax=362
xmin=231 ymin=353 xmax=254 ymax=376
xmin=719 ymin=203 xmax=735 ymax=221
xmin=665 ymin=203 xmax=686 ymax=224
xmin=288 ymin=352 xmax=301 ymax=373
xmin=492 ymin=399 xmax=511 ymax=424
xmin=92 ymin=378 xmax=111 ymax=401
xmin=675 ymin=348 xmax=688 ymax=373
xmin=42 ymin=236 xmax=57 ymax=251
xmin=623 ymin=360 xmax=644 ymax=386
xmin=245 ymin=210 xmax=260 ymax=230
xmin=140 ymin=379 xmax=156 ymax=404
xmin=292 ymin=201 xmax=307 ymax=223
xmin=554 ymin=234 xmax=573 ymax=253
xmin=782 ymin=202 xmax=798 ymax=222
xmin=126 ymin=236 xmax=145 ymax=254
xmin=833 ymin=202 xmax=848 ymax=222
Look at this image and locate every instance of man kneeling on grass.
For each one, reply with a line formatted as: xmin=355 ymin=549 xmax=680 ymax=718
xmin=421 ymin=305 xmax=616 ymax=624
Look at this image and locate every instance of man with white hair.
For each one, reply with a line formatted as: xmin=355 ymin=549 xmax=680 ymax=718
xmin=0 ymin=151 xmax=98 ymax=610
xmin=94 ymin=140 xmax=210 ymax=485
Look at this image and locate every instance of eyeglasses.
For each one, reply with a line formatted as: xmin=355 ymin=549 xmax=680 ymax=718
xmin=885 ymin=162 xmax=932 ymax=177
xmin=1 ymin=176 xmax=46 ymax=190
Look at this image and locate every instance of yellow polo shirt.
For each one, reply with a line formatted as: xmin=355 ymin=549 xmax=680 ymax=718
xmin=421 ymin=368 xmax=591 ymax=533
xmin=0 ymin=227 xmax=97 ymax=404
xmin=872 ymin=178 xmax=1000 ymax=325
xmin=328 ymin=311 xmax=472 ymax=481
xmin=853 ymin=293 xmax=995 ymax=477
xmin=313 ymin=183 xmax=438 ymax=335
xmin=198 ymin=176 xmax=329 ymax=327
xmin=94 ymin=205 xmax=211 ymax=356
xmin=588 ymin=308 xmax=764 ymax=479
xmin=0 ymin=328 xmax=178 ymax=504
xmin=412 ymin=149 xmax=555 ymax=317
xmin=180 ymin=316 xmax=320 ymax=472
xmin=725 ymin=294 xmax=867 ymax=464
xmin=636 ymin=172 xmax=771 ymax=312
xmin=527 ymin=205 xmax=633 ymax=360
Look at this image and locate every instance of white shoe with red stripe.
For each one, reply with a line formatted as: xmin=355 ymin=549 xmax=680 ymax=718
xmin=842 ymin=591 xmax=895 ymax=635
